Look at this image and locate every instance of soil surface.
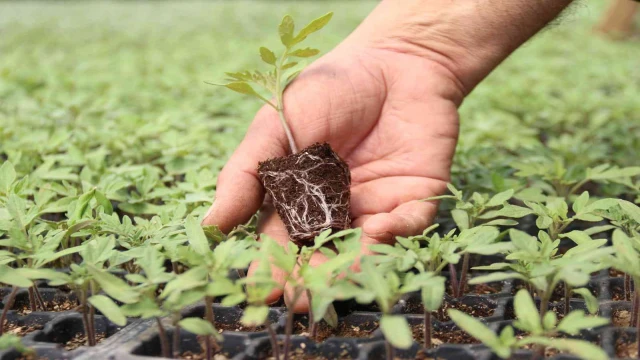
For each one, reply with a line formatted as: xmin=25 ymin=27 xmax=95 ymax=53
xmin=457 ymin=282 xmax=502 ymax=296
xmin=64 ymin=333 xmax=106 ymax=351
xmin=258 ymin=143 xmax=351 ymax=246
xmin=611 ymin=282 xmax=631 ymax=301
xmin=217 ymin=322 xmax=265 ymax=332
xmin=404 ymin=298 xmax=494 ymax=322
xmin=411 ymin=323 xmax=478 ymax=346
xmin=610 ymin=269 xmax=625 ymax=278
xmin=616 ymin=339 xmax=638 ymax=358
xmin=3 ymin=322 xmax=43 ymax=336
xmin=613 ymin=309 xmax=632 ymax=327
xmin=15 ymin=299 xmax=76 ymax=315
xmin=179 ymin=352 xmax=228 ymax=360
xmin=293 ymin=320 xmax=378 ymax=342
xmin=265 ymin=344 xmax=353 ymax=360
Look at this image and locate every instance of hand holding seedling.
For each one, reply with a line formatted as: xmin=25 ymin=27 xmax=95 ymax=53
xmin=203 ymin=0 xmax=575 ymax=313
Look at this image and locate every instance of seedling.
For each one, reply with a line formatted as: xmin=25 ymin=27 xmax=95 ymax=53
xmin=424 ymin=184 xmax=528 ymax=297
xmin=449 ymin=289 xmax=609 ymax=360
xmin=471 ymin=229 xmax=610 ymax=316
xmin=217 ymin=13 xmax=351 ymax=245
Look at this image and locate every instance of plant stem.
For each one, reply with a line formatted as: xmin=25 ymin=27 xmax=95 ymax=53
xmin=275 ymin=52 xmax=298 ymax=154
xmin=266 ymin=318 xmax=280 ymax=360
xmin=564 ymin=283 xmax=571 ymax=316
xmin=88 ymin=282 xmax=97 ymax=346
xmin=448 ymin=263 xmax=459 ymax=297
xmin=33 ymin=286 xmax=46 ymax=311
xmin=0 ymin=287 xmax=18 ymax=336
xmin=27 ymin=287 xmax=36 ymax=312
xmin=539 ymin=291 xmax=550 ymax=317
xmin=385 ymin=340 xmax=395 ymax=360
xmin=156 ymin=318 xmax=170 ymax=358
xmin=636 ymin=295 xmax=640 ymax=360
xmin=172 ymin=313 xmax=181 ymax=358
xmin=305 ymin=290 xmax=317 ymax=341
xmin=283 ymin=288 xmax=303 ymax=360
xmin=80 ymin=289 xmax=94 ymax=346
xmin=633 ymin=292 xmax=640 ymax=329
xmin=204 ymin=296 xmax=216 ymax=360
xmin=625 ymin=273 xmax=631 ymax=301
xmin=456 ymin=254 xmax=470 ymax=298
xmin=423 ymin=311 xmax=432 ymax=350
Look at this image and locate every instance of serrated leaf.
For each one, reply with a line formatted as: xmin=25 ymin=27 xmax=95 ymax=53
xmin=259 ymin=47 xmax=276 ymax=65
xmin=572 ymin=191 xmax=589 ymax=213
xmin=185 ymin=216 xmax=209 ymax=255
xmin=89 ymin=295 xmax=127 ymax=326
xmin=292 ymin=12 xmax=333 ymax=45
xmin=618 ymin=199 xmax=640 ymax=224
xmin=240 ymin=306 xmax=269 ymax=327
xmin=513 ymin=290 xmax=542 ymax=334
xmin=87 ymin=264 xmax=138 ymax=304
xmin=572 ymin=288 xmax=599 ymax=315
xmin=179 ymin=318 xmax=221 ymax=340
xmin=289 ymin=48 xmax=320 ymax=58
xmin=0 ymin=265 xmax=32 ymax=287
xmin=279 ymin=15 xmax=295 ymax=47
xmin=452 ymin=209 xmax=469 ymax=230
xmin=380 ymin=315 xmax=412 ymax=349
xmin=448 ymin=310 xmax=509 ymax=357
xmin=486 ymin=189 xmax=514 ymax=208
xmin=0 ymin=161 xmax=16 ymax=193
xmin=556 ymin=310 xmax=609 ymax=335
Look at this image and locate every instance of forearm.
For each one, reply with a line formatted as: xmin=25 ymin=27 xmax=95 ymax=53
xmin=348 ymin=0 xmax=574 ymax=95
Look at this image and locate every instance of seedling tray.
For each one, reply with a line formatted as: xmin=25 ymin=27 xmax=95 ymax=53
xmin=1 ymin=269 xmax=638 ymax=360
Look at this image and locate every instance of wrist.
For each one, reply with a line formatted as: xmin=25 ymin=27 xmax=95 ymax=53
xmin=347 ymin=0 xmax=573 ymax=95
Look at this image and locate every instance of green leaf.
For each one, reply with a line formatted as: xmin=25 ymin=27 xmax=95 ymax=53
xmin=259 ymin=47 xmax=276 ymax=65
xmin=572 ymin=191 xmax=589 ymax=213
xmin=179 ymin=318 xmax=221 ymax=340
xmin=0 ymin=161 xmax=16 ymax=193
xmin=452 ymin=209 xmax=469 ymax=230
xmin=542 ymin=311 xmax=557 ymax=330
xmin=380 ymin=315 xmax=412 ymax=349
xmin=220 ymin=82 xmax=271 ymax=104
xmin=89 ymin=295 xmax=127 ymax=326
xmin=486 ymin=189 xmax=514 ymax=207
xmin=0 ymin=265 xmax=32 ymax=287
xmin=572 ymin=288 xmax=599 ymax=315
xmin=557 ymin=311 xmax=609 ymax=335
xmin=94 ymin=190 xmax=113 ymax=215
xmin=513 ymin=290 xmax=542 ymax=334
xmin=545 ymin=338 xmax=608 ymax=360
xmin=559 ymin=230 xmax=592 ymax=245
xmin=448 ymin=310 xmax=510 ymax=358
xmin=240 ymin=306 xmax=269 ymax=327
xmin=292 ymin=12 xmax=333 ymax=45
xmin=289 ymin=48 xmax=320 ymax=58
xmin=421 ymin=278 xmax=445 ymax=312
xmin=87 ymin=264 xmax=138 ymax=304
xmin=618 ymin=199 xmax=640 ymax=224
xmin=468 ymin=272 xmax=524 ymax=285
xmin=279 ymin=15 xmax=295 ymax=47
xmin=185 ymin=216 xmax=209 ymax=255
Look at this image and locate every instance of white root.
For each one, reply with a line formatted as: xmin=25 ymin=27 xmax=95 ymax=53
xmin=261 ymin=151 xmax=350 ymax=241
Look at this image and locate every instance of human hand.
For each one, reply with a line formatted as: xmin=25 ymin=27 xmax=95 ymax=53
xmin=202 ymin=40 xmax=464 ymax=312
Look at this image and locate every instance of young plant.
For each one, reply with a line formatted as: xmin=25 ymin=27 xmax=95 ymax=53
xmin=216 ymin=12 xmax=351 ymax=246
xmin=449 ymin=289 xmax=609 ymax=360
xmin=425 ymin=185 xmax=531 ymax=297
xmin=607 ymin=228 xmax=640 ymax=357
xmin=348 ymin=258 xmax=417 ymax=360
xmin=0 ymin=333 xmax=34 ymax=358
xmin=297 ymin=228 xmax=360 ymax=340
xmin=471 ymin=229 xmax=610 ymax=316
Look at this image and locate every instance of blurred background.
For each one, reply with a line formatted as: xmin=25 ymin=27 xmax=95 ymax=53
xmin=0 ymin=0 xmax=638 ymax=206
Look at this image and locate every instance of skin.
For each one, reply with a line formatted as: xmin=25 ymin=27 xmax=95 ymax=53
xmin=203 ymin=0 xmax=573 ymax=312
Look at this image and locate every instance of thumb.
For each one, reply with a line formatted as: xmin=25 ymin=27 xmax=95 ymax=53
xmin=202 ymin=109 xmax=288 ymax=233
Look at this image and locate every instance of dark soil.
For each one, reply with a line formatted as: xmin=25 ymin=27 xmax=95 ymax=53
xmin=293 ymin=320 xmax=378 ymax=342
xmin=616 ymin=339 xmax=638 ymax=358
xmin=452 ymin=282 xmax=502 ymax=296
xmin=610 ymin=269 xmax=625 ymax=278
xmin=179 ymin=352 xmax=228 ymax=360
xmin=613 ymin=309 xmax=632 ymax=327
xmin=404 ymin=298 xmax=494 ymax=322
xmin=410 ymin=323 xmax=478 ymax=346
xmin=16 ymin=299 xmax=76 ymax=315
xmin=64 ymin=333 xmax=106 ymax=351
xmin=3 ymin=322 xmax=43 ymax=336
xmin=216 ymin=322 xmax=265 ymax=332
xmin=258 ymin=143 xmax=351 ymax=246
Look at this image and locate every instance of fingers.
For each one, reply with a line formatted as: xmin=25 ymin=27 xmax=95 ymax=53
xmin=202 ymin=108 xmax=288 ymax=233
xmin=362 ymin=200 xmax=439 ymax=244
xmin=247 ymin=203 xmax=290 ymax=305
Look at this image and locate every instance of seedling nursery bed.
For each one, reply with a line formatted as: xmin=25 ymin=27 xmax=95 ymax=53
xmin=1 ymin=5 xmax=640 ymax=360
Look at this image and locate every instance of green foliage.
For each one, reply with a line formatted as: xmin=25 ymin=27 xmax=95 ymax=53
xmin=450 ymin=290 xmax=609 ymax=360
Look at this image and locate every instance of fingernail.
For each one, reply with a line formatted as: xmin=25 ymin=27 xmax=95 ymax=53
xmin=203 ymin=204 xmax=215 ymax=221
